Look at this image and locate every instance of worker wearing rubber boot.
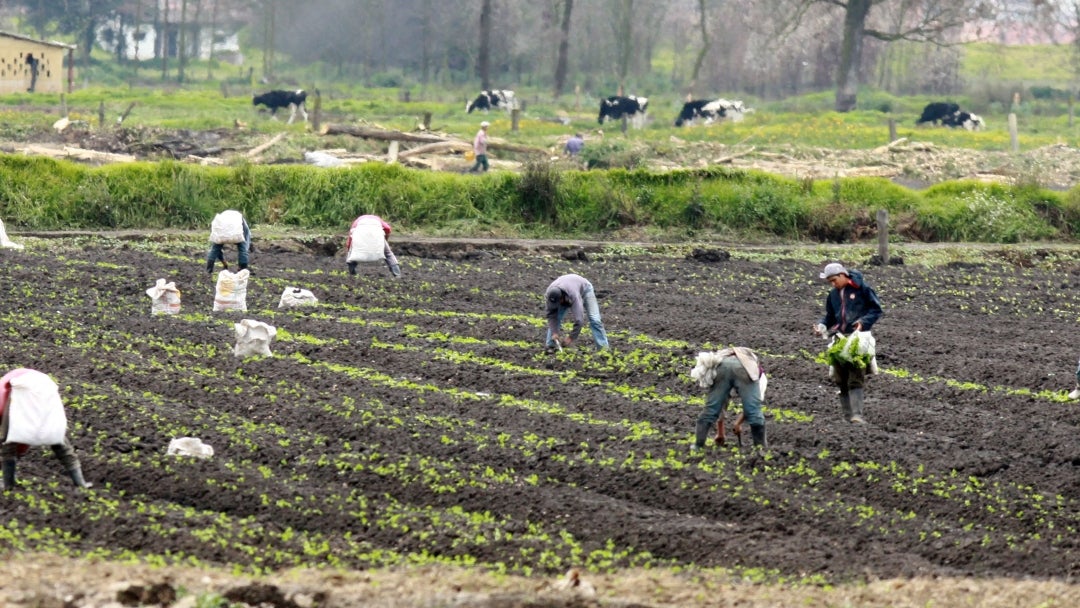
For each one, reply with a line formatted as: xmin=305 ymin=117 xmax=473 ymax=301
xmin=345 ymin=214 xmax=401 ymax=278
xmin=814 ymin=262 xmax=883 ymax=424
xmin=206 ymin=209 xmax=252 ymax=274
xmin=689 ymin=347 xmax=768 ymax=450
xmin=0 ymin=368 xmax=90 ymax=491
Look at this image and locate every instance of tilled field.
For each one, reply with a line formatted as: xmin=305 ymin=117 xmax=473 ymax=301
xmin=2 ymin=236 xmax=1080 ymax=606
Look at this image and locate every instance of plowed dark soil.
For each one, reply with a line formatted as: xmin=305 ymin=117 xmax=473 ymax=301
xmin=2 ymin=235 xmax=1080 ymax=607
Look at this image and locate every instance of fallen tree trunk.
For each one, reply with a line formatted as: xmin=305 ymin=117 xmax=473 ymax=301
xmin=246 ymin=132 xmax=286 ymax=158
xmin=397 ymin=141 xmax=471 ymax=159
xmin=320 ymin=124 xmax=447 ymax=144
xmin=20 ymin=144 xmax=135 ymax=164
xmin=320 ymin=124 xmax=548 ymax=155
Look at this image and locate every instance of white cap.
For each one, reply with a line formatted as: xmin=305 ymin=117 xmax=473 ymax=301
xmin=480 ymin=121 xmax=490 ymax=127
xmin=819 ymin=262 xmax=848 ymax=279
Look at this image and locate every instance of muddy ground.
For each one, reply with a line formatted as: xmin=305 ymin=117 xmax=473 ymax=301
xmin=2 ymin=235 xmax=1080 ymax=607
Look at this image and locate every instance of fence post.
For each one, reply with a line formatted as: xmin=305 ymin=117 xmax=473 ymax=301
xmin=422 ymin=111 xmax=432 ymax=130
xmin=511 ymin=108 xmax=520 ymax=133
xmin=98 ymin=100 xmax=105 ymax=128
xmin=877 ymin=209 xmax=889 ymax=266
xmin=888 ymin=118 xmax=897 ymax=143
xmin=1008 ymin=113 xmax=1019 ymax=153
xmin=312 ymin=90 xmax=322 ymax=132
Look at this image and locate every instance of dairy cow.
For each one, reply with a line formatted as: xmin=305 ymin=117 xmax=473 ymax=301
xmin=598 ymin=95 xmax=649 ymax=128
xmin=466 ymin=90 xmax=516 ymax=114
xmin=253 ymin=89 xmax=309 ymax=124
xmin=916 ymin=102 xmax=960 ymax=126
xmin=943 ymin=111 xmax=984 ymax=131
xmin=674 ymin=98 xmax=747 ymax=127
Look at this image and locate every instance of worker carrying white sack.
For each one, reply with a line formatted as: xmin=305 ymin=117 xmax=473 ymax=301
xmin=346 ymin=214 xmax=401 ymax=278
xmin=0 ymin=368 xmax=91 ymax=491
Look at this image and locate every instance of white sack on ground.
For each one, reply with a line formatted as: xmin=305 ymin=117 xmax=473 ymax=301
xmin=5 ymin=371 xmax=67 ymax=446
xmin=234 ymin=319 xmax=276 ymax=358
xmin=210 ymin=210 xmax=245 ymax=244
xmin=214 ymin=269 xmax=249 ymax=312
xmin=167 ymin=437 xmax=214 ymax=459
xmin=278 ymin=287 xmax=318 ymax=308
xmin=347 ymin=217 xmax=386 ymax=263
xmin=146 ymin=278 xmax=181 ymax=315
xmin=0 ymin=218 xmax=24 ymax=250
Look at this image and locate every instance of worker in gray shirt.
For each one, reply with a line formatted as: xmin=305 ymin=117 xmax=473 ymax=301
xmin=544 ymin=274 xmax=609 ymax=350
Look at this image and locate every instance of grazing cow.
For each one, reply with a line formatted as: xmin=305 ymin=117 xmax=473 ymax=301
xmin=598 ymin=95 xmax=649 ymax=128
xmin=674 ymin=98 xmax=748 ymax=127
xmin=466 ymin=89 xmax=516 ymax=114
xmin=916 ymin=102 xmax=960 ymax=126
xmin=943 ymin=111 xmax=984 ymax=131
xmin=253 ymin=89 xmax=309 ymax=124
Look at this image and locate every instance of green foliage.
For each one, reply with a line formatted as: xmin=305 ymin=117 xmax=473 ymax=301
xmin=0 ymin=154 xmax=1074 ymax=242
xmin=823 ymin=334 xmax=873 ymax=370
xmin=516 ymin=159 xmax=561 ymax=224
xmin=916 ymin=182 xmax=1059 ymax=243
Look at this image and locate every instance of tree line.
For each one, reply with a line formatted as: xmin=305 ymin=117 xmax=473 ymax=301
xmin=5 ymin=0 xmax=1075 ymax=110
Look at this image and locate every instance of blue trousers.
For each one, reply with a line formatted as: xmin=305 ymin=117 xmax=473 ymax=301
xmin=698 ymin=356 xmax=764 ymax=428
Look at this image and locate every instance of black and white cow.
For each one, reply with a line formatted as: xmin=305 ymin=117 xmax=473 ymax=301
xmin=943 ymin=111 xmax=984 ymax=131
xmin=598 ymin=95 xmax=649 ymax=128
xmin=466 ymin=89 xmax=516 ymax=114
xmin=674 ymin=98 xmax=747 ymax=127
xmin=253 ymin=89 xmax=309 ymax=124
xmin=916 ymin=102 xmax=960 ymax=126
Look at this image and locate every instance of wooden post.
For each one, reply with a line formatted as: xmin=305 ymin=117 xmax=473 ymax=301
xmin=1070 ymin=91 xmax=1075 ymax=129
xmin=220 ymin=81 xmax=230 ymax=98
xmin=60 ymin=94 xmax=67 ymax=117
xmin=387 ymin=140 xmax=399 ymax=164
xmin=887 ymin=119 xmax=897 ymax=143
xmin=312 ymin=90 xmax=322 ymax=132
xmin=574 ymin=84 xmax=580 ymax=110
xmin=621 ymin=116 xmax=628 ymax=134
xmin=98 ymin=101 xmax=105 ymax=128
xmin=511 ymin=108 xmax=520 ymax=133
xmin=876 ymin=209 xmax=889 ymax=266
xmin=422 ymin=111 xmax=432 ymax=130
xmin=1008 ymin=113 xmax=1019 ymax=153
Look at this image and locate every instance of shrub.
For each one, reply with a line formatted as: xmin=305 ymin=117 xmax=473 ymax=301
xmin=516 ymin=159 xmax=561 ymax=224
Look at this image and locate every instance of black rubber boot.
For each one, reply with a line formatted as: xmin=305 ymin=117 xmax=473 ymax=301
xmin=2 ymin=458 xmax=16 ymax=491
xmin=751 ymin=424 xmax=767 ymax=449
xmin=68 ymin=464 xmax=91 ymax=489
xmin=839 ymin=393 xmax=852 ymax=420
xmin=347 ymin=262 xmax=358 ymax=276
xmin=206 ymin=259 xmax=215 ymax=274
xmin=389 ymin=263 xmax=401 ymax=278
xmin=849 ymin=388 xmax=866 ymax=424
xmin=693 ymin=419 xmax=714 ymax=451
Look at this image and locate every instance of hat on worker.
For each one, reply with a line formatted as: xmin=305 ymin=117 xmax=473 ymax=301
xmin=480 ymin=121 xmax=490 ymax=127
xmin=546 ymin=288 xmax=563 ymax=313
xmin=819 ymin=262 xmax=848 ymax=279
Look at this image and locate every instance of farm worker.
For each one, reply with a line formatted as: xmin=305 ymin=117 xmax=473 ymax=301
xmin=564 ymin=133 xmax=585 ymax=157
xmin=813 ymin=262 xmax=883 ymax=424
xmin=545 ymin=274 xmax=609 ymax=350
xmin=345 ymin=214 xmax=401 ymax=278
xmin=689 ymin=348 xmax=768 ymax=450
xmin=469 ymin=121 xmax=490 ymax=173
xmin=0 ymin=368 xmax=91 ymax=491
xmin=1069 ymin=356 xmax=1080 ymax=400
xmin=206 ymin=209 xmax=252 ymax=274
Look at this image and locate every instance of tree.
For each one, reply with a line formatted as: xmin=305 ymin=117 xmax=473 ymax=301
xmin=780 ymin=0 xmax=994 ymax=111
xmin=553 ymin=0 xmax=574 ymax=97
xmin=689 ymin=0 xmax=710 ymax=90
xmin=478 ymin=0 xmax=493 ymax=89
